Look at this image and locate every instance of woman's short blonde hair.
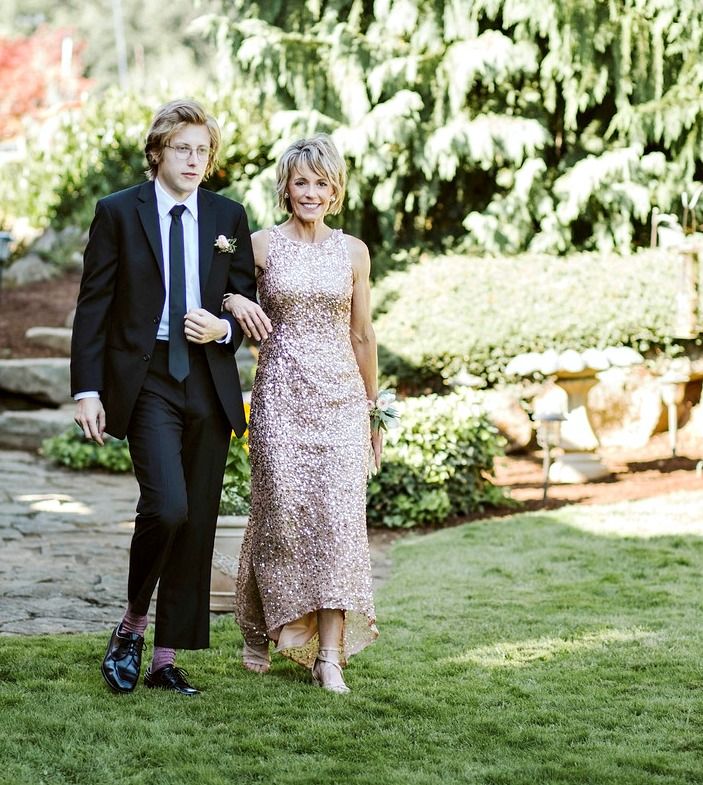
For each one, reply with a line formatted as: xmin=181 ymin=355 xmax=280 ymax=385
xmin=144 ymin=99 xmax=221 ymax=181
xmin=276 ymin=134 xmax=347 ymax=215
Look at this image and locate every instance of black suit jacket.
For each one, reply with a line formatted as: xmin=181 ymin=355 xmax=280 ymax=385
xmin=70 ymin=181 xmax=257 ymax=439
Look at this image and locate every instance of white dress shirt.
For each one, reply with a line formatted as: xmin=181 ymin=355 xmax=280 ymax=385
xmin=154 ymin=178 xmax=201 ymax=340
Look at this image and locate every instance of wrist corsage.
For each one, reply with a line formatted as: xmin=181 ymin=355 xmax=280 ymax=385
xmin=368 ymin=388 xmax=400 ymax=432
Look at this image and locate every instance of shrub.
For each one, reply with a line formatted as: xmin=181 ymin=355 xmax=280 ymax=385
xmin=41 ymin=428 xmax=132 ymax=472
xmin=0 ymin=88 xmax=271 ymax=236
xmin=366 ymin=391 xmax=509 ymax=528
xmin=374 ymin=249 xmax=689 ymax=392
xmin=220 ymin=422 xmax=251 ymax=516
xmin=1 ymin=91 xmax=153 ymax=233
xmin=41 ymin=425 xmax=251 ymax=514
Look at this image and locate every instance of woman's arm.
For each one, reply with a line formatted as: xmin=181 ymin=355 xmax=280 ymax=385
xmin=222 ymin=229 xmax=272 ymax=341
xmin=348 ymin=235 xmax=382 ymax=470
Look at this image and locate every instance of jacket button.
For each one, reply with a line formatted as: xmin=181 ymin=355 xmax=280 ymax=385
xmin=143 ymin=353 xmax=151 ymax=361
xmin=153 ymin=316 xmax=159 ymax=324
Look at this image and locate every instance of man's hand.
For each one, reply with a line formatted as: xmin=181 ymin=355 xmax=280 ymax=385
xmin=222 ymin=294 xmax=273 ymax=342
xmin=184 ymin=308 xmax=229 ymax=344
xmin=75 ymin=397 xmax=106 ymax=445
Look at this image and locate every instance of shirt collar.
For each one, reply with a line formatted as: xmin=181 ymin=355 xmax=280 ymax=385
xmin=155 ymin=177 xmax=199 ymax=221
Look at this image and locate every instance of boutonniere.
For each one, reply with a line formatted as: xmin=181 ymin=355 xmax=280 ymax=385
xmin=214 ymin=234 xmax=237 ymax=254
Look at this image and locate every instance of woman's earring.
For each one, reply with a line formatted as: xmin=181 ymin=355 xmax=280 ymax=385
xmin=284 ymin=192 xmax=289 ymax=198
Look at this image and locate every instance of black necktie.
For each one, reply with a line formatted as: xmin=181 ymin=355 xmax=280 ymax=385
xmin=168 ymin=204 xmax=189 ymax=381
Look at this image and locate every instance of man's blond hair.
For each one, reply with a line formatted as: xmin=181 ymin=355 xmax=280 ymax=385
xmin=144 ymin=99 xmax=221 ymax=180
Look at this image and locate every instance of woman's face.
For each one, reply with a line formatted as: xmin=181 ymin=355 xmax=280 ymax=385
xmin=287 ymin=162 xmax=334 ymax=223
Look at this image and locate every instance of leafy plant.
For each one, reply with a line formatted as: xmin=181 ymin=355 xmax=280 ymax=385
xmin=220 ymin=404 xmax=251 ymax=515
xmin=367 ymin=390 xmax=508 ymax=528
xmin=0 ymin=87 xmax=268 ymax=234
xmin=41 ymin=424 xmax=251 ymax=514
xmin=41 ymin=428 xmax=132 ymax=472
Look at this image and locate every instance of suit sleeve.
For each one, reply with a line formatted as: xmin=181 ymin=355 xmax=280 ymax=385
xmin=70 ymin=200 xmax=119 ymax=395
xmin=221 ymin=204 xmax=258 ymax=353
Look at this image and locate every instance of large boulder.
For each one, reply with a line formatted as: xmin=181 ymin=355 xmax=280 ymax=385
xmin=482 ymin=388 xmax=534 ymax=452
xmin=588 ymin=366 xmax=664 ymax=448
xmin=0 ymin=358 xmax=71 ymax=406
xmin=3 ymin=253 xmax=55 ymax=287
xmin=0 ymin=405 xmax=74 ymax=450
xmin=31 ymin=227 xmax=59 ymax=253
xmin=25 ymin=327 xmax=72 ymax=356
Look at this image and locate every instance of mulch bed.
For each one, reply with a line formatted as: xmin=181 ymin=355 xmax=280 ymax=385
xmin=493 ymin=431 xmax=703 ymax=511
xmin=0 ymin=271 xmax=81 ymax=358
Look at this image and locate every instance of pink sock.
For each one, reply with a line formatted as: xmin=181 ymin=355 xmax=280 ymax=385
xmin=118 ymin=604 xmax=148 ymax=637
xmin=151 ymin=646 xmax=176 ymax=673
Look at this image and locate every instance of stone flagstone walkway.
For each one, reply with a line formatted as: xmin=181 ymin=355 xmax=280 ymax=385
xmin=0 ymin=449 xmax=398 ymax=636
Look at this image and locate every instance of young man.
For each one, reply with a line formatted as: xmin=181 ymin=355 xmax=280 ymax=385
xmin=71 ymin=99 xmax=270 ymax=695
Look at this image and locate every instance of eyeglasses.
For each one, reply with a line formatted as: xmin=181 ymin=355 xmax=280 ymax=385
xmin=165 ymin=143 xmax=211 ymax=161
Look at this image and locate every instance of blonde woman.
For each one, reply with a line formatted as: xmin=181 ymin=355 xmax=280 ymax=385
xmin=225 ymin=134 xmax=382 ymax=693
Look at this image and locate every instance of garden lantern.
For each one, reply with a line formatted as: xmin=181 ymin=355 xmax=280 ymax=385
xmin=660 ymin=369 xmax=689 ymax=457
xmin=535 ymin=411 xmax=566 ymax=501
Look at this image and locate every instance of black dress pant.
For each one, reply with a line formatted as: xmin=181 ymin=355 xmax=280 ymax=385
xmin=126 ymin=341 xmax=231 ymax=649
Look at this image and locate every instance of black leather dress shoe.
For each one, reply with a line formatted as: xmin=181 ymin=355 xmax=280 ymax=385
xmin=101 ymin=625 xmax=145 ymax=693
xmin=144 ymin=665 xmax=201 ymax=696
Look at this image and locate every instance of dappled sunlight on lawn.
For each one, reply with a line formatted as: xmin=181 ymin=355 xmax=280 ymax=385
xmin=15 ymin=493 xmax=92 ymax=516
xmin=445 ymin=627 xmax=660 ymax=669
xmin=555 ymin=490 xmax=703 ymax=539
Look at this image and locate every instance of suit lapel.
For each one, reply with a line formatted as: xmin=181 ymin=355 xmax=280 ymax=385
xmin=136 ymin=181 xmax=165 ymax=283
xmin=197 ymin=188 xmax=215 ymax=292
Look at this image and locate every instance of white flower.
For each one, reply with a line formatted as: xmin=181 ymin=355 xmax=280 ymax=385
xmin=376 ymin=389 xmax=396 ymax=410
xmin=215 ymin=235 xmax=237 ymax=253
xmin=369 ymin=388 xmax=400 ymax=431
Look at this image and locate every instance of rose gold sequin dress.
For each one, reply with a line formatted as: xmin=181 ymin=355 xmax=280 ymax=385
xmin=234 ymin=225 xmax=379 ymax=667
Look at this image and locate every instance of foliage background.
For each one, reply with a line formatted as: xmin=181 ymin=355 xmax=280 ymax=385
xmin=3 ymin=0 xmax=703 ymax=261
xmin=202 ymin=0 xmax=703 ymax=260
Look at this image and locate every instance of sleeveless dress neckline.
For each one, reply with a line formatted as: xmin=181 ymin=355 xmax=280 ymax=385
xmin=272 ymin=224 xmax=339 ymax=247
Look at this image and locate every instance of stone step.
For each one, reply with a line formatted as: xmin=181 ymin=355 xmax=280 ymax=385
xmin=0 ymin=405 xmax=74 ymax=450
xmin=25 ymin=326 xmax=72 ymax=356
xmin=0 ymin=357 xmax=71 ymax=406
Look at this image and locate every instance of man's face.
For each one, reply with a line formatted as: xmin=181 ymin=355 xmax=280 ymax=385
xmin=156 ymin=123 xmax=211 ymax=201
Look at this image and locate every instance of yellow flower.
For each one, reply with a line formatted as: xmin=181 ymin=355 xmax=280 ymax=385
xmin=231 ymin=401 xmax=251 ymax=454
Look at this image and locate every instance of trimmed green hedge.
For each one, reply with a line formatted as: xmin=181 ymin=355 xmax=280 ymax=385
xmin=374 ymin=250 xmax=689 ymax=391
xmin=366 ymin=391 xmax=508 ymax=528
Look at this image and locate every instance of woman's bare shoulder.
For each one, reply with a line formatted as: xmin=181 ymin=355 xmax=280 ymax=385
xmin=344 ymin=233 xmax=371 ymax=277
xmin=343 ymin=233 xmax=370 ymax=257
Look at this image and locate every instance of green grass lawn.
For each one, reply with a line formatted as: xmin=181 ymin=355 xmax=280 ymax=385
xmin=2 ymin=492 xmax=703 ymax=785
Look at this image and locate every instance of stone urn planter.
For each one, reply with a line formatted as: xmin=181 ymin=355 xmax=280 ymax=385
xmin=210 ymin=515 xmax=248 ymax=612
xmin=506 ymin=346 xmax=643 ymax=483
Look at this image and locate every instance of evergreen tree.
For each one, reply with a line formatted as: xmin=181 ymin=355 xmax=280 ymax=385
xmin=207 ymin=0 xmax=703 ymax=256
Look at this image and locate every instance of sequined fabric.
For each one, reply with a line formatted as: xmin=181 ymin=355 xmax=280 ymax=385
xmin=234 ymin=226 xmax=378 ymax=667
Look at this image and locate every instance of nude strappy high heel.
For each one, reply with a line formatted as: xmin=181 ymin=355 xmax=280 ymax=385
xmin=311 ymin=648 xmax=350 ymax=694
xmin=242 ymin=641 xmax=270 ymax=674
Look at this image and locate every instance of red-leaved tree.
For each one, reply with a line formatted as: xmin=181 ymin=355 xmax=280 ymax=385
xmin=0 ymin=27 xmax=92 ymax=139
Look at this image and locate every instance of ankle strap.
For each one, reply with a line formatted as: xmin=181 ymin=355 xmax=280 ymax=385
xmin=317 ymin=648 xmax=342 ymax=665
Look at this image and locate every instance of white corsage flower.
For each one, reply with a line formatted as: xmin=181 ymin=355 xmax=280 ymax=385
xmin=215 ymin=235 xmax=237 ymax=254
xmin=368 ymin=388 xmax=400 ymax=432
